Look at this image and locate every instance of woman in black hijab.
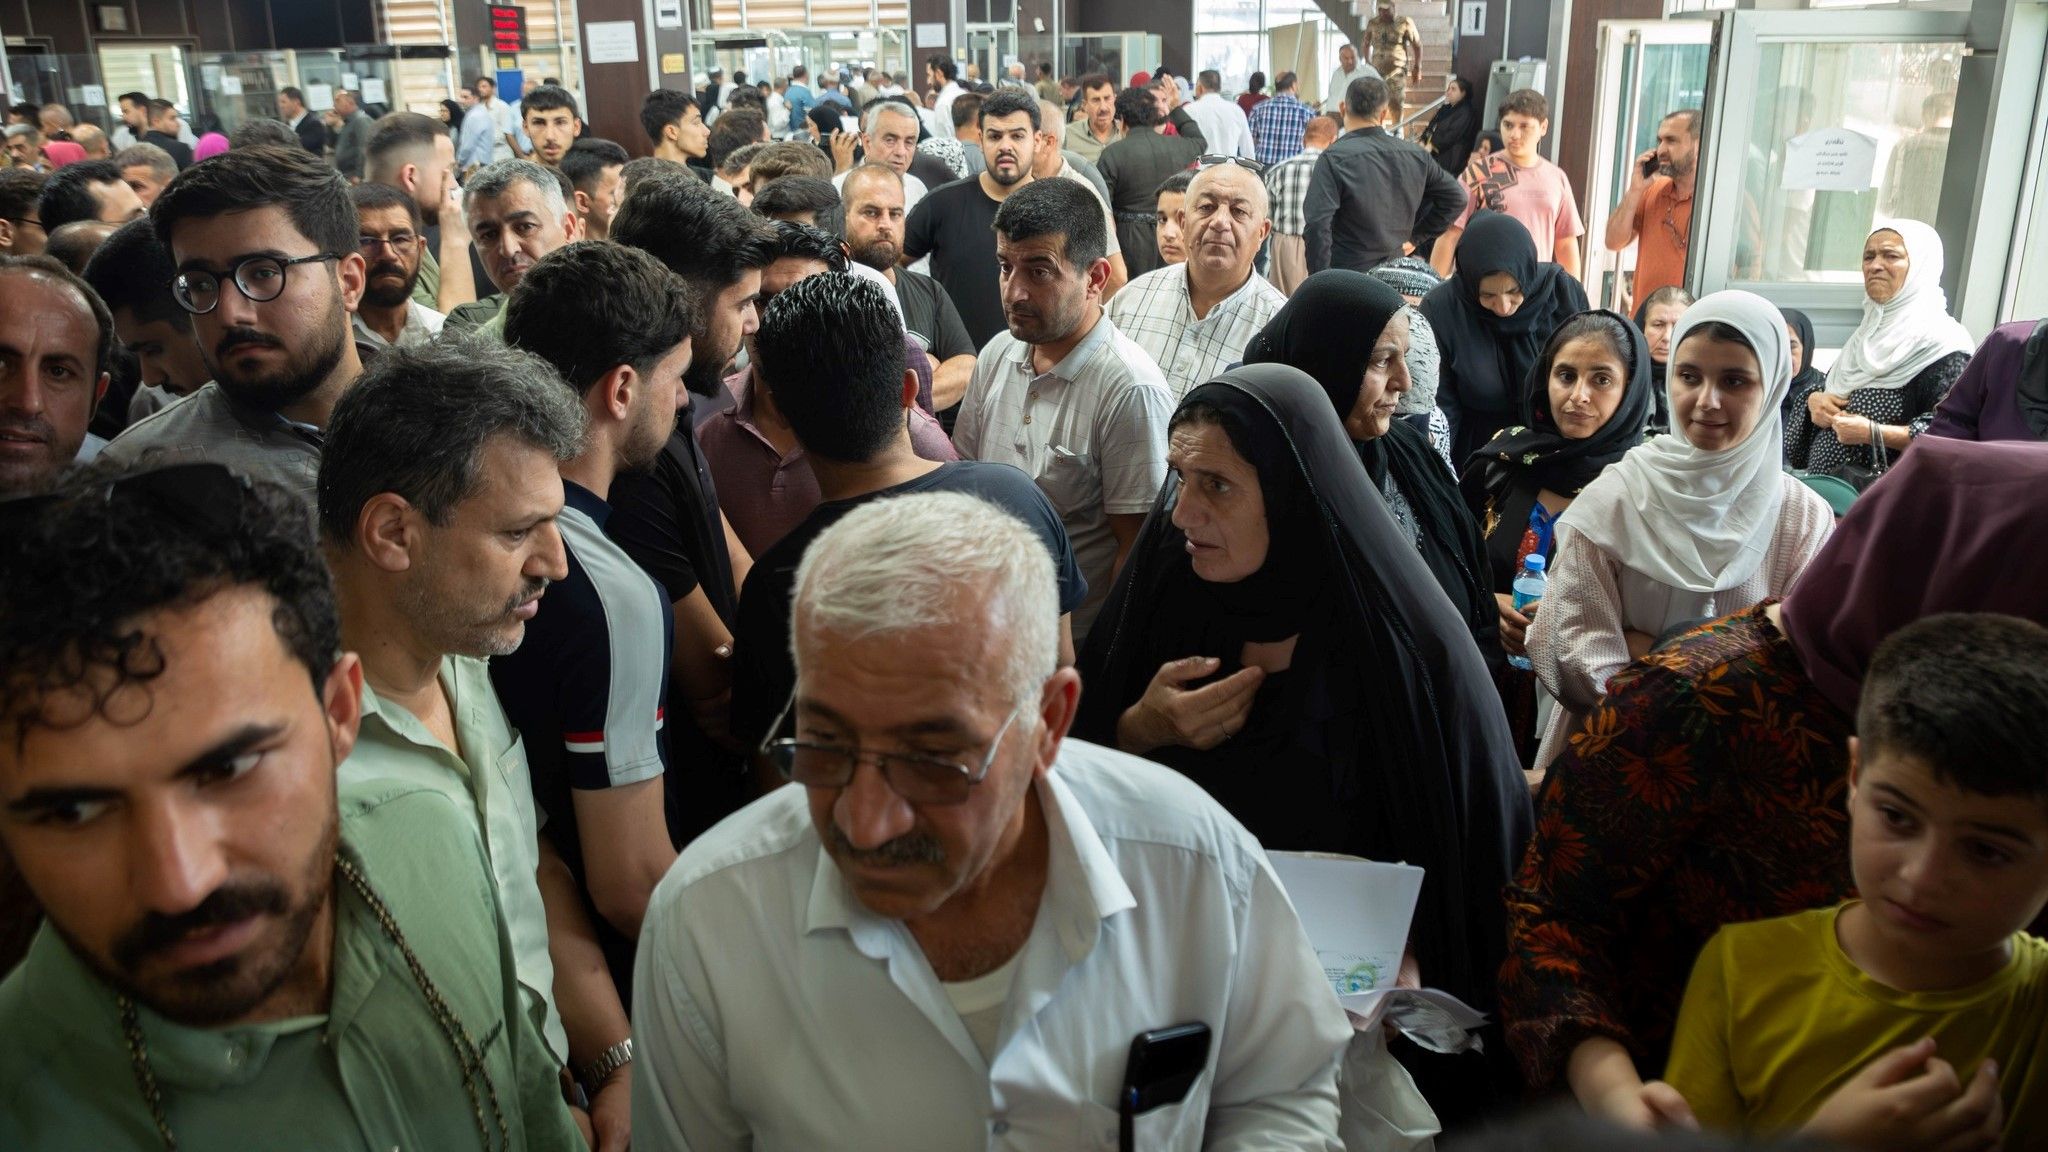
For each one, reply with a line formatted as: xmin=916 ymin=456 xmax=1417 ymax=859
xmin=1780 ymin=306 xmax=1824 ymax=433
xmin=1633 ymin=285 xmax=1692 ymax=434
xmin=1420 ymin=76 xmax=1481 ymax=175
xmin=1244 ymin=270 xmax=1500 ymax=666
xmin=1459 ymin=310 xmax=1652 ymax=767
xmin=1077 ymin=364 xmax=1531 ymax=1115
xmin=1423 ymin=210 xmax=1591 ymax=468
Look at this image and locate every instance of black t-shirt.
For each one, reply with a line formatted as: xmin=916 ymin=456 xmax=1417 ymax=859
xmin=606 ymin=418 xmax=753 ymax=845
xmin=903 ymin=178 xmax=1008 ymax=349
xmin=893 ymin=268 xmax=977 ymax=364
xmin=729 ymin=461 xmax=1090 ymax=748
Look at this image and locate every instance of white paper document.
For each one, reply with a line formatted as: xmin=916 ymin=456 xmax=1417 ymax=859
xmin=1269 ymin=851 xmax=1488 ymax=1054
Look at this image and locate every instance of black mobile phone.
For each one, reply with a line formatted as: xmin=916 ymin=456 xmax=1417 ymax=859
xmin=1640 ymin=151 xmax=1659 ymax=179
xmin=1121 ymin=1022 xmax=1212 ymax=1116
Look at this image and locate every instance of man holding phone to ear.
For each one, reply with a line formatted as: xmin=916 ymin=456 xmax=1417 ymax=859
xmin=630 ymin=491 xmax=1371 ymax=1152
xmin=1603 ymin=108 xmax=1699 ymax=310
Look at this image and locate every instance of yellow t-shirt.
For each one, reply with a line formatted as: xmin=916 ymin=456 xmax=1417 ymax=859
xmin=1666 ymin=904 xmax=2048 ymax=1143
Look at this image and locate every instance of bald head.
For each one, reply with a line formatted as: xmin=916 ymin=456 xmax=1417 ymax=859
xmin=1303 ymin=113 xmax=1340 ymax=149
xmin=1185 ymin=162 xmax=1269 ymax=221
xmin=1179 ymin=163 xmax=1272 ymax=285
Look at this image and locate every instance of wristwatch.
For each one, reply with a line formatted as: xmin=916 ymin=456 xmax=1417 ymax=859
xmin=578 ymin=1038 xmax=634 ymax=1090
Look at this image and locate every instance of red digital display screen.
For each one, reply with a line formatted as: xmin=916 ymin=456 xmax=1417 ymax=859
xmin=487 ymin=5 xmax=529 ymax=53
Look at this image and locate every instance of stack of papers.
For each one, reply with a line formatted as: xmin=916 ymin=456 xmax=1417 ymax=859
xmin=1269 ymin=852 xmax=1489 ymax=1054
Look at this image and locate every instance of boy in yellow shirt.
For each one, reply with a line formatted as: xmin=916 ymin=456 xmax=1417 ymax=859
xmin=1663 ymin=613 xmax=2048 ymax=1150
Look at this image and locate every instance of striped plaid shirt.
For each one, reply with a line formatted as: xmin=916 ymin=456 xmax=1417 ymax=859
xmin=1105 ymin=264 xmax=1288 ymax=399
xmin=1265 ymin=148 xmax=1323 ymax=237
xmin=1248 ymin=94 xmax=1315 ymax=167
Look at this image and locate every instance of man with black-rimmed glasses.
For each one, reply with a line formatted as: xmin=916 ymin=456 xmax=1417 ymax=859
xmin=101 ymin=145 xmax=366 ymax=505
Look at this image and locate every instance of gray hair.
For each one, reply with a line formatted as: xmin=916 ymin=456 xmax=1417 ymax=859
xmin=316 ymin=337 xmax=587 ymax=544
xmin=4 ymin=124 xmax=34 ymax=142
xmin=463 ymin=158 xmax=568 ymax=218
xmin=1037 ymin=100 xmax=1066 ymax=146
xmin=862 ymin=100 xmax=920 ymax=136
xmin=792 ymin=491 xmax=1059 ymax=711
xmin=113 ymin=142 xmax=177 ymax=181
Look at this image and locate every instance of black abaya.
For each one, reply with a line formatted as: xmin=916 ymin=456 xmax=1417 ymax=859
xmin=1076 ymin=366 xmax=1532 ymax=1028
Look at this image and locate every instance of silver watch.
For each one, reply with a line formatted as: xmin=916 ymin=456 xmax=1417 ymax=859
xmin=579 ymin=1037 xmax=634 ymax=1088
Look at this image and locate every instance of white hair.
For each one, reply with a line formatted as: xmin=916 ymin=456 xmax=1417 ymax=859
xmin=863 ymin=100 xmax=920 ymax=136
xmin=791 ymin=491 xmax=1059 ymax=710
xmin=462 ymin=158 xmax=567 ymax=218
xmin=1037 ymin=100 xmax=1067 ymax=146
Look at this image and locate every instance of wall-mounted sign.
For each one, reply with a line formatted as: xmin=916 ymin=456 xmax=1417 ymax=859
xmin=914 ymin=22 xmax=947 ymax=49
xmin=586 ymin=21 xmax=641 ymax=65
xmin=486 ymin=5 xmax=530 ymax=54
xmin=654 ymin=0 xmax=683 ymax=29
xmin=1460 ymin=1 xmax=1486 ymax=37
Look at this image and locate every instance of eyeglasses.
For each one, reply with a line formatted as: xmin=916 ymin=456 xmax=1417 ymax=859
xmin=0 ymin=462 xmax=252 ymax=540
xmin=1197 ymin=155 xmax=1265 ymax=175
xmin=170 ymin=252 xmax=342 ymax=315
xmin=3 ymin=215 xmax=44 ymax=232
xmin=357 ymin=232 xmax=418 ymax=254
xmin=757 ymin=696 xmax=1029 ymax=806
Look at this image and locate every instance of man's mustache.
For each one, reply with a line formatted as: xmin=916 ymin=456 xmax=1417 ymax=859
xmin=112 ymin=880 xmax=289 ymax=971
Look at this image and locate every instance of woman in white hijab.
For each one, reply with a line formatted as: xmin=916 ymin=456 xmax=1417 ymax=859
xmin=1526 ymin=290 xmax=1836 ymax=769
xmin=1785 ymin=220 xmax=1974 ymax=473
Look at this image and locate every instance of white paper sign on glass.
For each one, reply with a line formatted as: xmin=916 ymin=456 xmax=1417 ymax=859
xmin=220 ymin=76 xmax=244 ymax=96
xmin=306 ymin=83 xmax=334 ymax=111
xmin=586 ymin=21 xmax=641 ymax=65
xmin=1781 ymin=128 xmax=1878 ymax=192
xmin=361 ymin=78 xmax=387 ymax=105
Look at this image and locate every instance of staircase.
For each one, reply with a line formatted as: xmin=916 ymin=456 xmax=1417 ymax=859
xmin=1308 ymin=0 xmax=1455 ymax=130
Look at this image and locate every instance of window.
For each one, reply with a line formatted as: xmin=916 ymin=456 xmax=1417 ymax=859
xmin=1732 ymin=39 xmax=1962 ymax=283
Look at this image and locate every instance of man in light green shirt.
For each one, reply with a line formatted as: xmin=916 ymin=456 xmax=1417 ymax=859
xmin=0 ymin=464 xmax=579 ymax=1151
xmin=321 ymin=339 xmax=640 ymax=1145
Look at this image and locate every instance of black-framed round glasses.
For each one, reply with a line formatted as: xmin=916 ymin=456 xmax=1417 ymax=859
xmin=171 ymin=252 xmax=342 ymax=315
xmin=759 ymin=697 xmax=1029 ymax=806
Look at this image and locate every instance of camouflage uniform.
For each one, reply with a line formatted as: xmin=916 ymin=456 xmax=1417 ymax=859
xmin=1366 ymin=12 xmax=1422 ymax=123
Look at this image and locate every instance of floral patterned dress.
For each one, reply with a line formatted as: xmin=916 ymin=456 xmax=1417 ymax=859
xmin=1500 ymin=603 xmax=1857 ymax=1088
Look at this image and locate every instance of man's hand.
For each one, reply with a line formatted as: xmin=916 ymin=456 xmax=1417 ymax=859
xmin=1117 ymin=656 xmax=1264 ymax=753
xmin=442 ymin=182 xmax=472 ymax=243
xmin=588 ymin=1070 xmax=632 ymax=1152
xmin=1803 ymin=1039 xmax=2003 ymax=1152
xmin=829 ymin=130 xmax=858 ymax=174
xmin=1627 ymin=149 xmax=1657 ymax=195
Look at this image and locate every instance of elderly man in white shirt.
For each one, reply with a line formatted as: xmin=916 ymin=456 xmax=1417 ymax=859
xmin=1184 ymin=70 xmax=1256 ymax=161
xmin=833 ymin=100 xmax=929 ymax=213
xmin=1108 ymin=161 xmax=1286 ymax=399
xmin=953 ymin=178 xmax=1174 ymax=642
xmin=632 ymin=490 xmax=1357 ymax=1152
xmin=1323 ymin=44 xmax=1381 ymax=114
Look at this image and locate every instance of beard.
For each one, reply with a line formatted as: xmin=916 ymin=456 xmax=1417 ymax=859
xmin=70 ymin=793 xmax=339 ymax=1028
xmin=683 ymin=327 xmax=739 ymax=399
xmin=360 ymin=260 xmax=420 ymax=310
xmin=206 ymin=307 xmax=350 ymax=413
xmin=1004 ymin=286 xmax=1087 ymax=347
xmin=403 ymin=565 xmax=550 ymax=659
xmin=847 ymin=233 xmax=899 ymax=271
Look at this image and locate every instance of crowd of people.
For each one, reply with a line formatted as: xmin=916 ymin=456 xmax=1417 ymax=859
xmin=0 ymin=40 xmax=2044 ymax=1152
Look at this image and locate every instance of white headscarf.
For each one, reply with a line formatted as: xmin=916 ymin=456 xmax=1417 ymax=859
xmin=1825 ymin=219 xmax=1974 ymax=398
xmin=1558 ymin=290 xmax=1791 ymax=593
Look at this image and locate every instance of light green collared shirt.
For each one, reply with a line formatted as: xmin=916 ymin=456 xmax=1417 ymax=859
xmin=340 ymin=655 xmax=567 ymax=1062
xmin=0 ymin=780 xmax=582 ymax=1151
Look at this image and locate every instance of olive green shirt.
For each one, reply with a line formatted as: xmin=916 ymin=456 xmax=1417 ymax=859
xmin=339 ymin=655 xmax=567 ymax=1063
xmin=413 ymin=242 xmax=442 ymax=310
xmin=0 ymin=780 xmax=582 ymax=1151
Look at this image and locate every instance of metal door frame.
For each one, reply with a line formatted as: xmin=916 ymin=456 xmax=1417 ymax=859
xmin=1583 ymin=18 xmax=1715 ymax=310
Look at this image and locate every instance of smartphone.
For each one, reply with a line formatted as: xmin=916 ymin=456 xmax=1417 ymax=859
xmin=1121 ymin=1023 xmax=1212 ymax=1116
xmin=1640 ymin=151 xmax=1660 ymax=179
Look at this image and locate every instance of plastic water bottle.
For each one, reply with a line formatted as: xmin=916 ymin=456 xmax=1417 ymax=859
xmin=1506 ymin=554 xmax=1548 ymax=671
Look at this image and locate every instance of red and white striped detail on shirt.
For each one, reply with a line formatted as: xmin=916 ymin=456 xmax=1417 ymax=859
xmin=563 ymin=708 xmax=664 ymax=755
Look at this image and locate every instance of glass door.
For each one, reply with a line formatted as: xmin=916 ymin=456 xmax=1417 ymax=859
xmin=1692 ymin=8 xmax=1969 ymax=346
xmin=1582 ymin=20 xmax=1712 ymax=311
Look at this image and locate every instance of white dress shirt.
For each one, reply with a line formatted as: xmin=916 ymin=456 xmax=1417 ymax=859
xmin=1185 ymin=93 xmax=1256 ymax=160
xmin=1323 ymin=63 xmax=1382 ymax=114
xmin=954 ymin=313 xmax=1173 ymax=640
xmin=631 ymin=739 xmax=1352 ymax=1152
xmin=1106 ymin=264 xmax=1287 ymax=399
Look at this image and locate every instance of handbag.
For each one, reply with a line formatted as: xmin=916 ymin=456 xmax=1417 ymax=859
xmin=1790 ymin=414 xmax=1891 ymax=515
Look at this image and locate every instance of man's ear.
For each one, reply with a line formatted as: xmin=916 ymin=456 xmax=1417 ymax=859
xmin=596 ymin=361 xmax=636 ymax=423
xmin=900 ymin=368 xmax=918 ymax=411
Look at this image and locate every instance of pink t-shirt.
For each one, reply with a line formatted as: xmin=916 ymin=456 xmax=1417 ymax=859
xmin=1453 ymin=154 xmax=1585 ymax=262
